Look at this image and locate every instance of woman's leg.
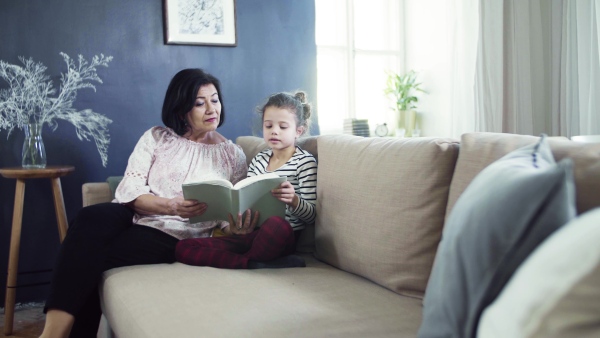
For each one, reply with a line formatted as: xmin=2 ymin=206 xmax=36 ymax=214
xmin=42 ymin=203 xmax=134 ymax=338
xmin=67 ymin=224 xmax=179 ymax=337
xmin=42 ymin=203 xmax=178 ymax=338
xmin=39 ymin=310 xmax=74 ymax=338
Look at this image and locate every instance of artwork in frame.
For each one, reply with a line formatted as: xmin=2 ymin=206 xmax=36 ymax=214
xmin=163 ymin=0 xmax=237 ymax=46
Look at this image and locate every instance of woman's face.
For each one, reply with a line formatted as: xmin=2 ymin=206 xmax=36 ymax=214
xmin=185 ymin=84 xmax=221 ymax=134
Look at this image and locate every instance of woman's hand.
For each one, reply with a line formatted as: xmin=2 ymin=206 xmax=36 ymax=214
xmin=272 ymin=181 xmax=299 ymax=208
xmin=166 ymin=196 xmax=207 ymax=218
xmin=223 ymin=209 xmax=259 ymax=235
xmin=130 ymin=194 xmax=207 ymax=218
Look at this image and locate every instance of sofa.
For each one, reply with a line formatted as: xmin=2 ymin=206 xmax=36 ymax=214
xmin=81 ymin=132 xmax=600 ymax=338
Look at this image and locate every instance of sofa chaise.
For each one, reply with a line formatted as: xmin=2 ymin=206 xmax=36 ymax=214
xmin=81 ymin=132 xmax=600 ymax=338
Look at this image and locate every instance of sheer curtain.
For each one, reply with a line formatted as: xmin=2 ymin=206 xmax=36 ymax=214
xmin=562 ymin=0 xmax=600 ymax=137
xmin=448 ymin=0 xmax=600 ymax=138
xmin=448 ymin=0 xmax=479 ymax=137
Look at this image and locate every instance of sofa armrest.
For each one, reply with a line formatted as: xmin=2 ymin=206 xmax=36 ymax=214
xmin=82 ymin=182 xmax=112 ymax=207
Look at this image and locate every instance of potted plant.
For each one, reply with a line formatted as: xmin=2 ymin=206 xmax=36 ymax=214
xmin=0 ymin=53 xmax=113 ymax=167
xmin=384 ymin=70 xmax=425 ymax=137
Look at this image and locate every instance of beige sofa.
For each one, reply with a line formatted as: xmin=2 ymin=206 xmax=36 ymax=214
xmin=82 ymin=133 xmax=600 ymax=338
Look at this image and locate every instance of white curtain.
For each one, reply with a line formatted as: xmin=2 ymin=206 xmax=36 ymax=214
xmin=448 ymin=0 xmax=479 ymax=137
xmin=449 ymin=0 xmax=600 ymax=138
xmin=562 ymin=0 xmax=600 ymax=137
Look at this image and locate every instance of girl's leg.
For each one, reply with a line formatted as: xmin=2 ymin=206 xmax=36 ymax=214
xmin=175 ymin=231 xmax=259 ymax=269
xmin=175 ymin=217 xmax=299 ymax=269
xmin=244 ymin=216 xmax=296 ymax=261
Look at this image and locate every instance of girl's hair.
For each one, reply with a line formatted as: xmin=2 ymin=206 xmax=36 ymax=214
xmin=162 ymin=68 xmax=225 ymax=136
xmin=257 ymin=91 xmax=312 ymax=135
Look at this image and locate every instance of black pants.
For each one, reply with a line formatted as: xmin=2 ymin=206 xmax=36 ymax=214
xmin=44 ymin=203 xmax=178 ymax=337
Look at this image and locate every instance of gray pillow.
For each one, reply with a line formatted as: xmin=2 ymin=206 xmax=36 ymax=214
xmin=417 ymin=135 xmax=577 ymax=338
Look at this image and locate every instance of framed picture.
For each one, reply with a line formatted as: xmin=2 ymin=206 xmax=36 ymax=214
xmin=163 ymin=0 xmax=237 ymax=46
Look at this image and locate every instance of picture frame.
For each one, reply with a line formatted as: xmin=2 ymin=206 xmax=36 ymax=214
xmin=163 ymin=0 xmax=237 ymax=46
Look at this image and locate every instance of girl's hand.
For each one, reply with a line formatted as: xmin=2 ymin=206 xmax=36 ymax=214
xmin=224 ymin=209 xmax=259 ymax=235
xmin=167 ymin=196 xmax=207 ymax=218
xmin=272 ymin=181 xmax=299 ymax=208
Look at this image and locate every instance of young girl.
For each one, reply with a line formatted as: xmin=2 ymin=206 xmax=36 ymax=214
xmin=175 ymin=91 xmax=317 ymax=269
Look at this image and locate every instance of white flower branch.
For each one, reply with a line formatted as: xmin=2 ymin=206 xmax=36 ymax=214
xmin=0 ymin=53 xmax=113 ymax=166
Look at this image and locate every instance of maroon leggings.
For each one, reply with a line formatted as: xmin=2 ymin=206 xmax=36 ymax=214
xmin=175 ymin=216 xmax=296 ymax=269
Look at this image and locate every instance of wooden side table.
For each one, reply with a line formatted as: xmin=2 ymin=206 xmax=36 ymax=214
xmin=0 ymin=165 xmax=75 ymax=335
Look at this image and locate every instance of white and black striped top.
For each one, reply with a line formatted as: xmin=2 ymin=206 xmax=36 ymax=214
xmin=247 ymin=146 xmax=317 ymax=231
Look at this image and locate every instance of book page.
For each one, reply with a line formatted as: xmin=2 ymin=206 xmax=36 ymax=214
xmin=184 ymin=178 xmax=233 ymax=189
xmin=233 ymin=175 xmax=286 ymax=226
xmin=233 ymin=172 xmax=281 ymax=190
xmin=182 ymin=181 xmax=233 ymax=223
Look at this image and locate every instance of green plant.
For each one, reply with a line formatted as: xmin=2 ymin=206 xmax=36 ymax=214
xmin=384 ymin=70 xmax=425 ymax=112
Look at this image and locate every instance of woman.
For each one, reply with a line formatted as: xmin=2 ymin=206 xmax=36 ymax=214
xmin=40 ymin=68 xmax=254 ymax=338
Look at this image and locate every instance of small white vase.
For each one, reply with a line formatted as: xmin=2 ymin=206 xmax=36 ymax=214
xmin=22 ymin=122 xmax=47 ymax=168
xmin=395 ymin=128 xmax=406 ymax=138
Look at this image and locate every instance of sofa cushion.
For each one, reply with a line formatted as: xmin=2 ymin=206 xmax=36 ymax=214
xmin=447 ymin=132 xmax=600 ymax=216
xmin=477 ymin=207 xmax=600 ymax=338
xmin=314 ymin=135 xmax=460 ymax=298
xmin=106 ymin=176 xmax=123 ymax=199
xmin=418 ymin=136 xmax=577 ymax=338
xmin=101 ymin=255 xmax=423 ymax=338
xmin=82 ymin=182 xmax=112 ymax=207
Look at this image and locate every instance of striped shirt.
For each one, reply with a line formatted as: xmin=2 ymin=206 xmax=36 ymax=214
xmin=247 ymin=146 xmax=317 ymax=231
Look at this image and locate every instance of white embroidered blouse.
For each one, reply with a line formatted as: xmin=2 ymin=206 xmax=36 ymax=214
xmin=114 ymin=126 xmax=247 ymax=239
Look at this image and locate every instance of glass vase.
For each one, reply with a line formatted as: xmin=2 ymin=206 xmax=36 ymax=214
xmin=22 ymin=122 xmax=47 ymax=168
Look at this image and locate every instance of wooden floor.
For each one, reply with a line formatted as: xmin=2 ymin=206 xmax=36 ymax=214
xmin=0 ymin=303 xmax=45 ymax=338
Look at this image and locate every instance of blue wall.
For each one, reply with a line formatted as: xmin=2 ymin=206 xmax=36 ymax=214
xmin=0 ymin=0 xmax=317 ymax=303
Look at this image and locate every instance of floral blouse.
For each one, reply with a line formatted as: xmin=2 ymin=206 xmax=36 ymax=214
xmin=114 ymin=126 xmax=247 ymax=239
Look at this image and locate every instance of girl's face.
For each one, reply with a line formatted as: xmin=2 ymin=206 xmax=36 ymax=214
xmin=263 ymin=106 xmax=303 ymax=151
xmin=185 ymin=84 xmax=221 ymax=134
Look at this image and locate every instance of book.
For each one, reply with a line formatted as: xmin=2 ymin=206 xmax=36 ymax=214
xmin=182 ymin=173 xmax=287 ymax=226
xmin=343 ymin=118 xmax=371 ymax=137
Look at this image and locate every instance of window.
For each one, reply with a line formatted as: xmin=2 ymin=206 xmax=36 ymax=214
xmin=316 ymin=0 xmax=404 ymax=135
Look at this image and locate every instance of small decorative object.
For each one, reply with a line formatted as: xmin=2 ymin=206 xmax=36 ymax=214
xmin=384 ymin=70 xmax=425 ymax=137
xmin=0 ymin=53 xmax=113 ymax=167
xmin=21 ymin=122 xmax=46 ymax=168
xmin=164 ymin=0 xmax=237 ymax=46
xmin=412 ymin=122 xmax=421 ymax=137
xmin=395 ymin=127 xmax=406 ymax=138
xmin=374 ymin=123 xmax=389 ymax=137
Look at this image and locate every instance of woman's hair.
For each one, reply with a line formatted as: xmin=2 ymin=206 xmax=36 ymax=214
xmin=257 ymin=91 xmax=312 ymax=135
xmin=162 ymin=68 xmax=225 ymax=135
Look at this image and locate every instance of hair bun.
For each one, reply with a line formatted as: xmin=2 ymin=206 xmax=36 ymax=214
xmin=294 ymin=91 xmax=307 ymax=104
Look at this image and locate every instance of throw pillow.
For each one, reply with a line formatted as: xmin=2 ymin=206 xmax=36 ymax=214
xmin=417 ymin=135 xmax=577 ymax=338
xmin=477 ymin=207 xmax=600 ymax=338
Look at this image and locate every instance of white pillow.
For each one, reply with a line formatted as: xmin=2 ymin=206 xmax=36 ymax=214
xmin=477 ymin=208 xmax=600 ymax=338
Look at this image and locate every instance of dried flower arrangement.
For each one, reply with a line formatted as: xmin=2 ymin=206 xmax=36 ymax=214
xmin=0 ymin=53 xmax=113 ymax=166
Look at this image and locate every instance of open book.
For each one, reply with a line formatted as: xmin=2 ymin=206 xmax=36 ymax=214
xmin=182 ymin=173 xmax=287 ymax=225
